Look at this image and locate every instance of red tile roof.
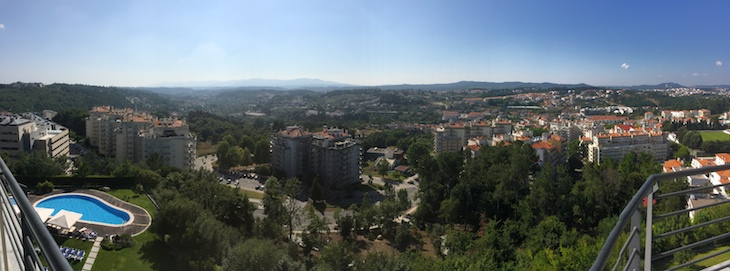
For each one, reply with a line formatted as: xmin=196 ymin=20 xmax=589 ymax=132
xmin=717 ymin=153 xmax=730 ymax=163
xmin=532 ymin=141 xmax=555 ymax=150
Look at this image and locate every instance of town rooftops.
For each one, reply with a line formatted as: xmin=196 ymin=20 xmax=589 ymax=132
xmin=280 ymin=126 xmax=308 ymax=137
xmin=587 ymin=115 xmax=629 ymax=121
xmin=0 ymin=116 xmax=31 ymax=126
xmin=663 ymin=159 xmax=683 ymax=172
xmin=717 ymin=153 xmax=730 ymax=163
xmin=531 ymin=141 xmax=556 ymax=150
xmin=153 ymin=117 xmax=185 ymax=128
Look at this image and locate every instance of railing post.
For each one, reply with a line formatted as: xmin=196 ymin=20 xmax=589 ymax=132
xmin=644 ymin=183 xmax=658 ymax=271
xmin=21 ymin=217 xmax=33 ymax=271
xmin=630 ymin=209 xmax=641 ymax=271
xmin=1 ymin=197 xmax=6 ymax=271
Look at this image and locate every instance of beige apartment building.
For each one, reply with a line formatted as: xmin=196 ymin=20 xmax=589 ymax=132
xmin=85 ymin=106 xmax=196 ymax=169
xmin=433 ymin=120 xmax=512 ymax=154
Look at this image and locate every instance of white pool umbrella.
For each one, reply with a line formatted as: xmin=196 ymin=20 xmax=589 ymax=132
xmin=47 ymin=210 xmax=83 ymax=229
xmin=34 ymin=207 xmax=54 ymax=222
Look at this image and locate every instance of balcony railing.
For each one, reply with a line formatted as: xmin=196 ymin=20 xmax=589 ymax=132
xmin=0 ymin=156 xmax=72 ymax=271
xmin=591 ymin=163 xmax=730 ymax=271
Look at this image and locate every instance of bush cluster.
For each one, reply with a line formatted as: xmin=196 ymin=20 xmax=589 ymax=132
xmin=101 ymin=233 xmax=135 ymax=251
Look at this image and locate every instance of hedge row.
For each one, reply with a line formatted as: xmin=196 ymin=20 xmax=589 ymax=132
xmin=16 ymin=175 xmax=136 ymax=189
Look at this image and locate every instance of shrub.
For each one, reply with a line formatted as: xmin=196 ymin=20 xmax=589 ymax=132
xmin=101 ymin=238 xmax=115 ymax=251
xmin=35 ymin=180 xmax=54 ymax=194
xmin=101 ymin=233 xmax=136 ymax=250
xmin=114 ymin=233 xmax=136 ymax=249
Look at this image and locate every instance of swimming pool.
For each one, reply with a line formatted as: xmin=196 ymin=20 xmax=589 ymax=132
xmin=34 ymin=193 xmax=133 ymax=226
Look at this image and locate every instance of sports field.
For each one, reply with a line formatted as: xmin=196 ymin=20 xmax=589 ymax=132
xmin=699 ymin=131 xmax=730 ymax=141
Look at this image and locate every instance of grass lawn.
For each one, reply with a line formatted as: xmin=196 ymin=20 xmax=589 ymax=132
xmin=91 ymin=231 xmax=175 ymax=271
xmin=660 ymin=245 xmax=730 ymax=270
xmin=105 ymin=189 xmax=157 ymax=219
xmin=240 ymin=189 xmax=264 ymax=200
xmin=197 ymin=141 xmax=218 ymax=156
xmin=682 ymin=245 xmax=730 ymax=270
xmin=699 ymin=131 xmax=730 ymax=142
xmin=89 ymin=189 xmax=175 ymax=271
xmin=51 ymin=235 xmax=95 ymax=271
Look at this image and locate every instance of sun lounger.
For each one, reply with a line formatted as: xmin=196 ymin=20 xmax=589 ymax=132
xmin=75 ymin=250 xmax=85 ymax=261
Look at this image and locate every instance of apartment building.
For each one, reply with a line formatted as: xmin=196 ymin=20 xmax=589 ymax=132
xmin=86 ymin=106 xmax=139 ymax=156
xmin=587 ymin=131 xmax=668 ymax=164
xmin=140 ymin=118 xmax=197 ymax=170
xmin=85 ymin=106 xmax=196 ymax=169
xmin=433 ymin=120 xmax=512 ymax=154
xmin=0 ymin=113 xmax=69 ymax=158
xmin=271 ymin=126 xmax=361 ymax=190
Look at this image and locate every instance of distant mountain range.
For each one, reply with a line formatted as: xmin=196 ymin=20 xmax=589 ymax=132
xmin=372 ymin=81 xmax=594 ymax=91
xmin=618 ymin=82 xmax=686 ymax=90
xmin=141 ymin=79 xmax=730 ymax=94
xmin=151 ymin=78 xmax=354 ymax=89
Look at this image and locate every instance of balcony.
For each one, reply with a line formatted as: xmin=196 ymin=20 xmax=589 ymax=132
xmin=0 ymin=156 xmax=72 ymax=271
xmin=592 ymin=163 xmax=730 ymax=271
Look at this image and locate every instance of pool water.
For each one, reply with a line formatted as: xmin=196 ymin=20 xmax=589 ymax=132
xmin=35 ymin=194 xmax=130 ymax=225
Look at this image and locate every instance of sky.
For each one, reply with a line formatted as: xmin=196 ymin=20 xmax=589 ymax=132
xmin=0 ymin=0 xmax=728 ymax=87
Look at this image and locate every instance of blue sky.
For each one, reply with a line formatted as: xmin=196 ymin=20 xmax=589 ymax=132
xmin=0 ymin=0 xmax=728 ymax=87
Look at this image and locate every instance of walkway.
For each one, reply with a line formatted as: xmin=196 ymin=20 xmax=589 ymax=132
xmin=80 ymin=236 xmax=103 ymax=271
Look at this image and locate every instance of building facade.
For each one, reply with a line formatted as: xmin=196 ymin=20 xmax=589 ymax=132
xmin=433 ymin=120 xmax=512 ymax=154
xmin=271 ymin=126 xmax=361 ymax=190
xmin=140 ymin=118 xmax=196 ymax=170
xmin=0 ymin=113 xmax=70 ymax=158
xmin=85 ymin=106 xmax=196 ymax=169
xmin=587 ymin=132 xmax=668 ymax=164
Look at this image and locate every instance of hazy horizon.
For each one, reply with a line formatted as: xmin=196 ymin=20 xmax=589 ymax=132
xmin=1 ymin=1 xmax=728 ymax=87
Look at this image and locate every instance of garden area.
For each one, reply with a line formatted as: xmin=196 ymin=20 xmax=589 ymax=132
xmin=90 ymin=189 xmax=174 ymax=271
xmin=52 ymin=235 xmax=94 ymax=271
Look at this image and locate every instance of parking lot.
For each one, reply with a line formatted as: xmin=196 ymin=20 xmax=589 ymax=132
xmin=218 ymin=172 xmax=266 ymax=191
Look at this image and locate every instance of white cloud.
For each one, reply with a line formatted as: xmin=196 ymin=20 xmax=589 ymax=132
xmin=692 ymin=72 xmax=700 ymax=77
xmin=717 ymin=60 xmax=723 ymax=67
xmin=620 ymin=63 xmax=630 ymax=69
xmin=0 ymin=24 xmax=5 ymax=30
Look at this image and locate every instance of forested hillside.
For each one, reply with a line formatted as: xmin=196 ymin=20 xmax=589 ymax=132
xmin=0 ymin=83 xmax=174 ymax=112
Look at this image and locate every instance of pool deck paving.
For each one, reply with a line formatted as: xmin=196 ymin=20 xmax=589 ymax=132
xmin=29 ymin=189 xmax=152 ymax=237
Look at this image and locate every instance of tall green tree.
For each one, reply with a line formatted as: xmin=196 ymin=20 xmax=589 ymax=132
xmin=376 ymin=158 xmax=389 ymax=178
xmin=283 ymin=177 xmax=304 ymax=240
xmin=253 ymin=139 xmax=271 ymax=164
xmin=9 ymin=151 xmax=68 ymax=178
xmin=222 ymin=238 xmax=298 ymax=271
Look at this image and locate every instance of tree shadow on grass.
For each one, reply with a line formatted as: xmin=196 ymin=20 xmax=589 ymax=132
xmin=138 ymin=235 xmax=177 ymax=271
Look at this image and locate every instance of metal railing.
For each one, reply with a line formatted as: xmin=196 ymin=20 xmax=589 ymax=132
xmin=591 ymin=163 xmax=730 ymax=271
xmin=0 ymin=156 xmax=72 ymax=271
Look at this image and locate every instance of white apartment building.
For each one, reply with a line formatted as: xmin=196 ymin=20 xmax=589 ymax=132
xmin=85 ymin=106 xmax=196 ymax=169
xmin=0 ymin=113 xmax=69 ymax=158
xmin=587 ymin=132 xmax=668 ymax=164
xmin=690 ymin=154 xmax=730 ymax=197
xmin=433 ymin=120 xmax=512 ymax=154
xmin=271 ymin=126 xmax=361 ymax=190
